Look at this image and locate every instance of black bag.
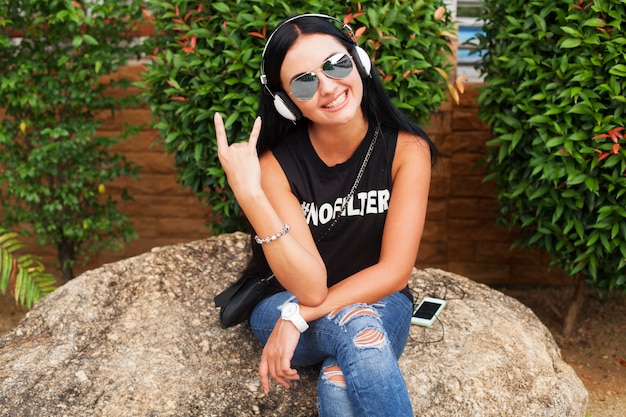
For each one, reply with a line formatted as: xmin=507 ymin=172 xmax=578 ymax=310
xmin=213 ymin=273 xmax=273 ymax=328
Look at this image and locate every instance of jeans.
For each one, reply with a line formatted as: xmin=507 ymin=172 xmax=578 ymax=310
xmin=249 ymin=291 xmax=413 ymax=417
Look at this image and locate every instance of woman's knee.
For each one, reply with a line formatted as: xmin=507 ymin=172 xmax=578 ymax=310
xmin=322 ymin=364 xmax=347 ymax=389
xmin=327 ymin=304 xmax=389 ymax=350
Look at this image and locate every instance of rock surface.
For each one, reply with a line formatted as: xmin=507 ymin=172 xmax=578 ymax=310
xmin=0 ymin=232 xmax=587 ymax=416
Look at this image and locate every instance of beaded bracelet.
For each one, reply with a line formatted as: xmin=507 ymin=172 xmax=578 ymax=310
xmin=254 ymin=224 xmax=291 ymax=245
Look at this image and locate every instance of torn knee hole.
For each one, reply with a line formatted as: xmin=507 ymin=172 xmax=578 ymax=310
xmin=338 ymin=307 xmax=378 ymax=326
xmin=354 ymin=327 xmax=386 ymax=348
xmin=323 ymin=365 xmax=347 ymax=388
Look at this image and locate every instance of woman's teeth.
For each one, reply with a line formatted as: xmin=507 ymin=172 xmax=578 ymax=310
xmin=324 ymin=92 xmax=346 ymax=109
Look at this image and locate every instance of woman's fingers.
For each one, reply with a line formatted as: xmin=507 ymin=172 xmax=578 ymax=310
xmin=258 ymin=320 xmax=301 ymax=393
xmin=261 ymin=352 xmax=294 ymax=392
xmin=214 ymin=112 xmax=261 ymax=152
xmin=259 ymin=357 xmax=271 ymax=394
xmin=248 ymin=116 xmax=262 ymax=149
xmin=214 ymin=112 xmax=229 ymax=153
xmin=259 ymin=352 xmax=292 ymax=393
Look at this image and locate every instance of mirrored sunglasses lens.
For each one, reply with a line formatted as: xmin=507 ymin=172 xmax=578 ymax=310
xmin=289 ymin=54 xmax=354 ymax=101
xmin=290 ymin=72 xmax=318 ymax=101
xmin=322 ymin=53 xmax=353 ymax=79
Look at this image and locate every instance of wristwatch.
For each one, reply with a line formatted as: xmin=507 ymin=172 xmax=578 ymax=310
xmin=280 ymin=302 xmax=309 ymax=333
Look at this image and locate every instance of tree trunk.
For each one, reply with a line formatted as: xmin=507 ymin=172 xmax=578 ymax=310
xmin=562 ymin=275 xmax=586 ymax=338
xmin=56 ymin=239 xmax=76 ymax=282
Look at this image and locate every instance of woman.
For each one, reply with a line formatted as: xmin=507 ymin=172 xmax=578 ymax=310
xmin=215 ymin=14 xmax=436 ymax=417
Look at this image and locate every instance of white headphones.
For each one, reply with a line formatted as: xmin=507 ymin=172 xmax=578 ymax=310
xmin=259 ymin=14 xmax=372 ymax=122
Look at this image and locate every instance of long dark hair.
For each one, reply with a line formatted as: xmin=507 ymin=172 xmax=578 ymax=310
xmin=257 ymin=14 xmax=438 ymax=166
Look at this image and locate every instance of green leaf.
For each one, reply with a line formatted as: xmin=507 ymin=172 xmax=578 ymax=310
xmin=560 ymin=38 xmax=582 ymax=48
xmin=560 ymin=26 xmax=581 ymax=37
xmin=83 ymin=34 xmax=98 ymax=46
xmin=194 ymin=143 xmax=202 ymax=162
xmin=582 ymin=18 xmax=604 ymax=27
xmin=212 ymin=2 xmax=230 ymax=13
xmin=567 ymin=103 xmax=592 ymax=115
xmin=528 ymin=115 xmax=551 ymax=124
xmin=567 ymin=174 xmax=586 ymax=185
xmin=609 ymin=64 xmax=626 ymax=77
xmin=72 ymin=35 xmax=83 ymax=48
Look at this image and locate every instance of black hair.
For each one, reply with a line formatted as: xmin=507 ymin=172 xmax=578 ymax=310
xmin=257 ymin=15 xmax=438 ymax=166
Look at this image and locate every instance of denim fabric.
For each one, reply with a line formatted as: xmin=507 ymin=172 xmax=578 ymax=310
xmin=249 ymin=291 xmax=413 ymax=417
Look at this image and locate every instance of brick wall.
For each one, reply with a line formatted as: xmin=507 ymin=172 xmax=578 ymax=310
xmin=5 ymin=66 xmax=569 ymax=285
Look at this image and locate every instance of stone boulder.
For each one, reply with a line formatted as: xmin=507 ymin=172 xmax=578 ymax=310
xmin=0 ymin=232 xmax=588 ymax=416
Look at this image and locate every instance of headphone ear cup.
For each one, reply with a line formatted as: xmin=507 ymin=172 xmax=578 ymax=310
xmin=352 ymin=45 xmax=372 ymax=78
xmin=273 ymin=92 xmax=303 ymax=122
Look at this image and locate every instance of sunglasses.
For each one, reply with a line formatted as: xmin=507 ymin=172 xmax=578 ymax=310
xmin=289 ymin=52 xmax=354 ymax=101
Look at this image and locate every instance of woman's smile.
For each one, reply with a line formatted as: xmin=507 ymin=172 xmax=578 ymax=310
xmin=323 ymin=91 xmax=348 ymax=109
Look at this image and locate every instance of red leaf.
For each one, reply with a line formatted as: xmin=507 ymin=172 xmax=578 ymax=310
xmin=142 ymin=7 xmax=155 ymax=22
xmin=354 ymin=26 xmax=366 ymax=41
xmin=248 ymin=31 xmax=265 ymax=39
xmin=343 ymin=11 xmax=366 ymax=25
xmin=612 ymin=143 xmax=620 ymax=154
xmin=610 ymin=126 xmax=624 ymax=142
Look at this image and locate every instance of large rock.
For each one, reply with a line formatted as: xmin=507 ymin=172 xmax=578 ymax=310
xmin=0 ymin=232 xmax=587 ymax=416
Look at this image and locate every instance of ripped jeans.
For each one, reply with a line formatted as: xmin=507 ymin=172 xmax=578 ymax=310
xmin=249 ymin=291 xmax=413 ymax=417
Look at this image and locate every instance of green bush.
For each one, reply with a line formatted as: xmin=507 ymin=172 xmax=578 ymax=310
xmin=141 ymin=0 xmax=457 ymax=233
xmin=476 ymin=0 xmax=626 ymax=293
xmin=0 ymin=0 xmax=146 ymax=281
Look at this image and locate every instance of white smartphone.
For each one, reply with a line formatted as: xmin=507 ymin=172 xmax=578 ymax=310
xmin=411 ymin=297 xmax=446 ymax=327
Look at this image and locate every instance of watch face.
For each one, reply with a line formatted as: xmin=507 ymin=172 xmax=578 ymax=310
xmin=283 ymin=303 xmax=297 ymax=317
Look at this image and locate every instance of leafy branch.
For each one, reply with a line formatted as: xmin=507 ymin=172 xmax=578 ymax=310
xmin=0 ymin=229 xmax=57 ymax=310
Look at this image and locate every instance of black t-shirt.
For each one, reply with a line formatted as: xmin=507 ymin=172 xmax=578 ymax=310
xmin=266 ymin=122 xmax=411 ymax=301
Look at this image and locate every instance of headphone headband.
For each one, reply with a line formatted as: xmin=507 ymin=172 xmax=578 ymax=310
xmin=261 ymin=14 xmax=355 ymax=61
xmin=260 ymin=14 xmax=356 ymax=88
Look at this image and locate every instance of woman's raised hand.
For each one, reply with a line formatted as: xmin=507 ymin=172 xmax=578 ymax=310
xmin=214 ymin=113 xmax=263 ymax=199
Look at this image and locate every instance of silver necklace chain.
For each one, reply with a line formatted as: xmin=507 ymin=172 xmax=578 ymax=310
xmin=316 ymin=123 xmax=381 ymax=242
